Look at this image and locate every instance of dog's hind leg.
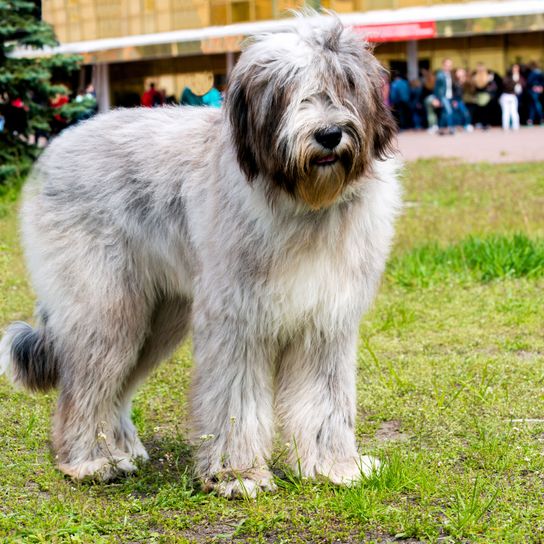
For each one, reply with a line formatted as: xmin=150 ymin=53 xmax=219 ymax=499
xmin=52 ymin=293 xmax=153 ymax=482
xmin=115 ymin=295 xmax=192 ymax=461
xmin=275 ymin=326 xmax=380 ymax=485
xmin=190 ymin=299 xmax=276 ymax=498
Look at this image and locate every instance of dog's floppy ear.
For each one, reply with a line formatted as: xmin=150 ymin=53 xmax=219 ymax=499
xmin=370 ymin=68 xmax=397 ymax=161
xmin=225 ymin=75 xmax=259 ymax=182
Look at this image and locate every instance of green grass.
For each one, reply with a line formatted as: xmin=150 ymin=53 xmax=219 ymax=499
xmin=1 ymin=160 xmax=544 ymax=543
xmin=389 ymin=233 xmax=544 ymax=287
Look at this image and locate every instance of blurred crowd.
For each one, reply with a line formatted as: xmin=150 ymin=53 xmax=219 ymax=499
xmin=3 ymin=61 xmax=542 ymax=146
xmin=387 ymin=61 xmax=544 ymax=134
xmin=140 ymin=82 xmax=223 ymax=108
xmin=1 ymin=79 xmax=227 ymax=146
xmin=0 ymin=84 xmax=97 ymax=145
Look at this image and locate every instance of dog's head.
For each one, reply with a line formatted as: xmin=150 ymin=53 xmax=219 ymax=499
xmin=225 ymin=15 xmax=396 ymax=210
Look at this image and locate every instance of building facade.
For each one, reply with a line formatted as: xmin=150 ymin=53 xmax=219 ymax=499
xmin=38 ymin=0 xmax=544 ymax=110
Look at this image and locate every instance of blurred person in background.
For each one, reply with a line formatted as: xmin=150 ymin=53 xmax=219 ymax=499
xmin=526 ymin=62 xmax=543 ymax=126
xmin=141 ymin=82 xmax=162 ymax=107
xmin=50 ymin=92 xmax=69 ymax=135
xmin=409 ymin=78 xmax=425 ymax=130
xmin=434 ymin=58 xmax=455 ymax=135
xmin=500 ymin=65 xmax=523 ymax=130
xmin=389 ymin=72 xmax=411 ymax=130
xmin=471 ymin=63 xmax=498 ymax=130
xmin=421 ymin=68 xmax=436 ymax=100
xmin=510 ymin=64 xmax=526 ymax=119
xmin=420 ymin=69 xmax=439 ymax=132
xmin=74 ymin=84 xmax=98 ymax=123
xmin=5 ymin=96 xmax=29 ymax=137
xmin=424 ymin=94 xmax=441 ymax=134
xmin=452 ymin=68 xmax=473 ymax=132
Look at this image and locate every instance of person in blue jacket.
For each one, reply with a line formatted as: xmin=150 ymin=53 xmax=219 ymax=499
xmin=389 ymin=72 xmax=411 ymax=130
xmin=434 ymin=58 xmax=455 ymax=134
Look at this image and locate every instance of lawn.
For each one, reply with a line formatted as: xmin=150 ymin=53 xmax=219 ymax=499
xmin=1 ymin=160 xmax=543 ymax=543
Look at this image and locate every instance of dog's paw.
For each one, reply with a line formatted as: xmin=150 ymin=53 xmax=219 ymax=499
xmin=129 ymin=441 xmax=150 ymax=462
xmin=59 ymin=455 xmax=138 ymax=482
xmin=118 ymin=434 xmax=150 ymax=462
xmin=316 ymin=455 xmax=381 ymax=486
xmin=204 ymin=467 xmax=277 ymax=499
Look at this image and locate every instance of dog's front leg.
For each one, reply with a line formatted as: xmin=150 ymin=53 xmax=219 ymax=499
xmin=190 ymin=302 xmax=276 ymax=498
xmin=276 ymin=326 xmax=379 ymax=485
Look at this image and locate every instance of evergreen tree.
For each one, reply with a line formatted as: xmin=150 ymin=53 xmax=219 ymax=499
xmin=0 ymin=0 xmax=85 ymax=188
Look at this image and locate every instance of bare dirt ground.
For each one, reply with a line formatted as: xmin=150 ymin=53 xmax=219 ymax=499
xmin=397 ymin=125 xmax=544 ymax=163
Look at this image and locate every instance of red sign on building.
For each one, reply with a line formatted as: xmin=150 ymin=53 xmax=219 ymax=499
xmin=351 ymin=21 xmax=437 ymax=42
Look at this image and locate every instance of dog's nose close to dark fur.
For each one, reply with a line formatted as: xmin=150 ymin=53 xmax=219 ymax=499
xmin=315 ymin=126 xmax=343 ymax=149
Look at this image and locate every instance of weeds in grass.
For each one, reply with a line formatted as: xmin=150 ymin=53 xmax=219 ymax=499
xmin=431 ymin=379 xmax=465 ymax=410
xmin=360 ymin=336 xmax=414 ymax=393
xmin=442 ymin=477 xmax=498 ymax=538
xmin=459 ymin=362 xmax=501 ymax=404
xmin=333 ymin=449 xmax=429 ymax=536
xmin=375 ymin=304 xmax=416 ymax=334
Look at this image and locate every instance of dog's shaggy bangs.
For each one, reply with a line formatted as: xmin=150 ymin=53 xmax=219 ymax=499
xmin=226 ymin=17 xmax=396 ymax=208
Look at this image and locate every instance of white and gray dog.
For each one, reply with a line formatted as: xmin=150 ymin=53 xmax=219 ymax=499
xmin=0 ymin=16 xmax=400 ymax=497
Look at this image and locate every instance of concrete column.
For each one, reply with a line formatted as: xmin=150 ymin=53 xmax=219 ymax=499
xmin=407 ymin=40 xmax=419 ymax=81
xmin=93 ymin=63 xmax=111 ymax=112
xmin=226 ymin=51 xmax=235 ymax=81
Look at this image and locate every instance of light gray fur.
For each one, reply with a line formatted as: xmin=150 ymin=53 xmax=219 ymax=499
xmin=0 ymin=16 xmax=401 ymax=495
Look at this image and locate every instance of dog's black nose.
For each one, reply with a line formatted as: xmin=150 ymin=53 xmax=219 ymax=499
xmin=315 ymin=126 xmax=343 ymax=149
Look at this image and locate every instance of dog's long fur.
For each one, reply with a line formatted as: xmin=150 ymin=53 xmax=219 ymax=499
xmin=0 ymin=16 xmax=400 ymax=496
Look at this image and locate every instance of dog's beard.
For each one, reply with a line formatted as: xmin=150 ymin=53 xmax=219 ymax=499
xmin=289 ymin=141 xmax=357 ymax=209
xmin=296 ymin=159 xmax=348 ymax=209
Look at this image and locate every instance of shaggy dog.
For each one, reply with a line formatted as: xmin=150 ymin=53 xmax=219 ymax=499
xmin=0 ymin=16 xmax=400 ymax=497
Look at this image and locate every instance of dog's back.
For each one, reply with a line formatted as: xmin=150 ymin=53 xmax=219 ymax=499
xmin=2 ymin=106 xmax=220 ymax=393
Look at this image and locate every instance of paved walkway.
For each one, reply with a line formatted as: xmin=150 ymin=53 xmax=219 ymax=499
xmin=397 ymin=126 xmax=544 ymax=163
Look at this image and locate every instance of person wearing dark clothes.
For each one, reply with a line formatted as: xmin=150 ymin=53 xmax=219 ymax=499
xmin=471 ymin=63 xmax=498 ymax=130
xmin=389 ymin=73 xmax=411 ymax=130
xmin=4 ymin=97 xmax=28 ymax=136
xmin=452 ymin=68 xmax=473 ymax=131
xmin=409 ymin=79 xmax=425 ymax=130
xmin=526 ymin=63 xmax=544 ymax=125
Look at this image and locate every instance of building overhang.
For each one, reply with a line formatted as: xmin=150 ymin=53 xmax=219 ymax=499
xmin=12 ymin=0 xmax=544 ymax=64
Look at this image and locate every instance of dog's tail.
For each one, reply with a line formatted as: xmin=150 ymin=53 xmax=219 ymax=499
xmin=0 ymin=322 xmax=59 ymax=391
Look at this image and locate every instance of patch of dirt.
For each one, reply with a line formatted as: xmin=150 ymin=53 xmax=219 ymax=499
xmin=364 ymin=534 xmax=426 ymax=543
xmin=374 ymin=420 xmax=410 ymax=443
xmin=515 ymin=350 xmax=542 ymax=361
xmin=180 ymin=519 xmax=244 ymax=543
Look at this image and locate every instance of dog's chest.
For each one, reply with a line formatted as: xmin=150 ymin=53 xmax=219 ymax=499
xmin=266 ymin=237 xmax=364 ymax=329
